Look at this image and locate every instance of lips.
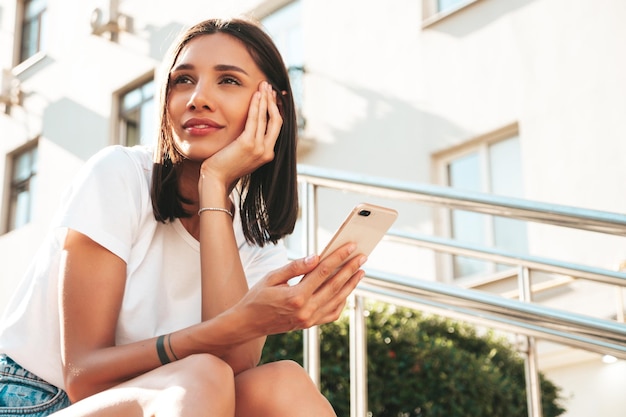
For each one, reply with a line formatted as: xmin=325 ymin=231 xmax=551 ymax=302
xmin=183 ymin=118 xmax=223 ymax=130
xmin=182 ymin=118 xmax=224 ymax=137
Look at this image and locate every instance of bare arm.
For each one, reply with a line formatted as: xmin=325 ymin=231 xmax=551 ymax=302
xmin=59 ymin=228 xmax=366 ymax=403
xmin=195 ymin=81 xmax=283 ymax=371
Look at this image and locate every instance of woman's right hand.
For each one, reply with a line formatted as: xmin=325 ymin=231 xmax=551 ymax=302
xmin=198 ymin=81 xmax=282 ymax=199
xmin=234 ymin=243 xmax=367 ymax=337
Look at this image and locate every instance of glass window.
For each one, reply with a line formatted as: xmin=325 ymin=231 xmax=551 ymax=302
xmin=423 ymin=0 xmax=477 ymax=25
xmin=20 ymin=0 xmax=47 ymax=62
xmin=119 ymin=79 xmax=156 ymax=147
xmin=7 ymin=144 xmax=38 ymax=231
xmin=262 ymin=1 xmax=305 ymax=131
xmin=446 ymin=135 xmax=527 ymax=278
xmin=437 ymin=0 xmax=466 ymax=13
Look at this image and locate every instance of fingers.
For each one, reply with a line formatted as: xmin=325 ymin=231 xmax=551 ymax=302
xmin=243 ymin=90 xmax=261 ymax=139
xmin=265 ymin=254 xmax=320 ymax=287
xmin=254 ymin=82 xmax=269 ymax=141
xmin=236 ymin=81 xmax=281 ymax=169
xmin=265 ymin=87 xmax=283 ymax=142
xmin=299 ymin=242 xmax=362 ymax=290
xmin=245 ymin=81 xmax=281 ymax=136
xmin=265 ymin=242 xmax=362 ymax=291
xmin=253 ymin=243 xmax=365 ymax=333
xmin=254 ymin=83 xmax=269 ymax=139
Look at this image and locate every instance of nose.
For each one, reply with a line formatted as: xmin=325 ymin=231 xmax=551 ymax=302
xmin=187 ymin=82 xmax=214 ymax=111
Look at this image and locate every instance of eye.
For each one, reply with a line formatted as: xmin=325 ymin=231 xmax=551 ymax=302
xmin=219 ymin=75 xmax=242 ymax=86
xmin=170 ymin=74 xmax=194 ymax=86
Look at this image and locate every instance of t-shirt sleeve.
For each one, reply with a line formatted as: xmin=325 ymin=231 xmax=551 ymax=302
xmin=54 ymin=146 xmax=147 ymax=264
xmin=239 ymin=239 xmax=289 ymax=289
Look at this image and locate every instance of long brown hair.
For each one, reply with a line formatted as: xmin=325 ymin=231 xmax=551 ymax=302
xmin=151 ymin=18 xmax=298 ymax=246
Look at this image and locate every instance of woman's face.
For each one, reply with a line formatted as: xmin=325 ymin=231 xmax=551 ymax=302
xmin=167 ymin=33 xmax=267 ymax=162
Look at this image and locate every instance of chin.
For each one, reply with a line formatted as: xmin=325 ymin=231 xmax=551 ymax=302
xmin=176 ymin=143 xmax=222 ymax=162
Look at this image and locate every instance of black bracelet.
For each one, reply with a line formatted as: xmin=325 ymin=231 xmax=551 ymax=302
xmin=167 ymin=334 xmax=180 ymax=361
xmin=156 ymin=335 xmax=171 ymax=365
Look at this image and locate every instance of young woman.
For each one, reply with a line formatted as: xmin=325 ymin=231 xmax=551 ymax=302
xmin=0 ymin=18 xmax=366 ymax=416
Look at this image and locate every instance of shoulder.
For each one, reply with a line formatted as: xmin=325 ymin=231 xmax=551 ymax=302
xmin=76 ymin=145 xmax=154 ymax=193
xmin=86 ymin=145 xmax=153 ymax=174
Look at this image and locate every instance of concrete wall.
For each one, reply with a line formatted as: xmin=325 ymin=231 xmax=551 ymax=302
xmin=0 ymin=0 xmax=624 ymax=414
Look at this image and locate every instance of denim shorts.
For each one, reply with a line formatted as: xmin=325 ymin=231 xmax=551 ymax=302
xmin=0 ymin=355 xmax=70 ymax=416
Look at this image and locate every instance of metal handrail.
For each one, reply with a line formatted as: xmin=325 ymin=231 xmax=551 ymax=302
xmin=357 ymin=271 xmax=626 ymax=358
xmin=387 ymin=230 xmax=626 ymax=287
xmin=297 ymin=164 xmax=626 ymax=236
xmin=296 ymin=164 xmax=626 ymax=417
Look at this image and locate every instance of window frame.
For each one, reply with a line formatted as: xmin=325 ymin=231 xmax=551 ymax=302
xmin=114 ymin=74 xmax=156 ymax=147
xmin=18 ymin=0 xmax=48 ymax=64
xmin=432 ymin=123 xmax=525 ymax=284
xmin=5 ymin=140 xmax=39 ymax=233
xmin=422 ymin=0 xmax=482 ymax=28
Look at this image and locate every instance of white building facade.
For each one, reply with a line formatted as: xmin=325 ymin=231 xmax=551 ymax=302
xmin=0 ymin=0 xmax=625 ymax=415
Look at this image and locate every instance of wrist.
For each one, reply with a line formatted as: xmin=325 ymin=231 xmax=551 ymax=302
xmin=183 ymin=307 xmax=259 ymax=357
xmin=198 ymin=175 xmax=231 ymax=208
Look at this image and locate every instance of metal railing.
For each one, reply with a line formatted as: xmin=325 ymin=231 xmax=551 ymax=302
xmin=296 ymin=164 xmax=626 ymax=417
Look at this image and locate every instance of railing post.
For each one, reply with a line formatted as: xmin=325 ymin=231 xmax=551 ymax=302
xmin=301 ymin=182 xmax=321 ymax=387
xmin=349 ymin=294 xmax=368 ymax=417
xmin=617 ymin=286 xmax=625 ymax=323
xmin=518 ymin=266 xmax=543 ymax=417
xmin=617 ymin=261 xmax=626 ymax=323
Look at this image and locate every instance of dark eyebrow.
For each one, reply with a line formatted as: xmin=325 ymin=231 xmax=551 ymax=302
xmin=214 ymin=64 xmax=249 ymax=76
xmin=170 ymin=63 xmax=249 ymax=76
xmin=171 ymin=63 xmax=194 ymax=72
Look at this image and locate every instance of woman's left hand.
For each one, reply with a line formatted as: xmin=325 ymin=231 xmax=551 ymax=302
xmin=231 ymin=243 xmax=367 ymax=337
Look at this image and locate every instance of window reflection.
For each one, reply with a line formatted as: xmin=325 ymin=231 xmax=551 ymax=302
xmin=8 ymin=145 xmax=38 ymax=231
xmin=119 ymin=80 xmax=155 ymax=147
xmin=20 ymin=0 xmax=47 ymax=62
xmin=447 ymin=136 xmax=527 ymax=278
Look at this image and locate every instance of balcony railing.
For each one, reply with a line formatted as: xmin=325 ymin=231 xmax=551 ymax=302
xmin=296 ymin=164 xmax=626 ymax=417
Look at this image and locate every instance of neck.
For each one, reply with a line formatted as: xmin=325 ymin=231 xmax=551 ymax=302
xmin=177 ymin=160 xmax=201 ymax=211
xmin=176 ymin=160 xmax=201 ymax=239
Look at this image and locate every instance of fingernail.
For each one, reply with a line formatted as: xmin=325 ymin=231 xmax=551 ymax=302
xmin=359 ymin=256 xmax=368 ymax=266
xmin=347 ymin=243 xmax=357 ymax=253
xmin=304 ymin=254 xmax=317 ymax=265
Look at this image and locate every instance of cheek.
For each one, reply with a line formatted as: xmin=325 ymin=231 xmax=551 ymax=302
xmin=225 ymin=95 xmax=253 ymax=132
xmin=167 ymin=94 xmax=184 ymax=118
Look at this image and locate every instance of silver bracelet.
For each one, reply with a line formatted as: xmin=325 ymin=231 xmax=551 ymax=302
xmin=198 ymin=207 xmax=233 ymax=217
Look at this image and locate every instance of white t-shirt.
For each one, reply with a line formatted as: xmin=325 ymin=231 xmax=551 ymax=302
xmin=0 ymin=145 xmax=287 ymax=389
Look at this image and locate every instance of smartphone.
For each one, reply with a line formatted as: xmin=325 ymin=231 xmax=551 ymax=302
xmin=319 ymin=203 xmax=398 ymax=264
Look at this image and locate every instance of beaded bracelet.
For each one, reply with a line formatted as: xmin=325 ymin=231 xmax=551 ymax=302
xmin=198 ymin=207 xmax=233 ymax=217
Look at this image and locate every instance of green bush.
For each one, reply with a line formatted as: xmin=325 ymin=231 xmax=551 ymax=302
xmin=260 ymin=303 xmax=565 ymax=417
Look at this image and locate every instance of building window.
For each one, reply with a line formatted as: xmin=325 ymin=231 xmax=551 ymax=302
xmin=7 ymin=144 xmax=38 ymax=231
xmin=422 ymin=0 xmax=480 ymax=26
xmin=437 ymin=0 xmax=468 ymax=13
xmin=436 ymin=127 xmax=528 ymax=279
xmin=119 ymin=79 xmax=156 ymax=147
xmin=262 ymin=0 xmax=305 ymax=132
xmin=20 ymin=0 xmax=48 ymax=62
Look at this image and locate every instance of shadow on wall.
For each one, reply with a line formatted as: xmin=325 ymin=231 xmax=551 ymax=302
xmin=300 ymin=73 xmax=469 ymax=239
xmin=304 ymin=73 xmax=468 ymax=184
xmin=42 ymin=98 xmax=109 ymax=161
xmin=39 ymin=21 xmax=188 ymax=162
